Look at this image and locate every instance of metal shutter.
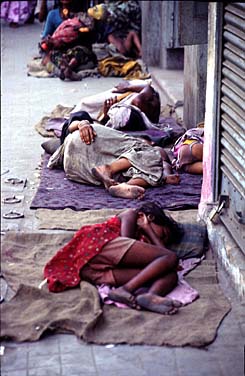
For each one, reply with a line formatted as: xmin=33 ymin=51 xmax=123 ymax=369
xmin=219 ymin=2 xmax=245 ymax=252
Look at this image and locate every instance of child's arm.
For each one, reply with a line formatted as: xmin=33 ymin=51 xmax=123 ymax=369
xmin=112 ymin=81 xmax=150 ymax=94
xmin=118 ymin=209 xmax=138 ymax=239
xmin=137 ymin=213 xmax=166 ymax=247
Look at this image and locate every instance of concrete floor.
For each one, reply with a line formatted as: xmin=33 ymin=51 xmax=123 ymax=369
xmin=1 ymin=20 xmax=244 ymax=376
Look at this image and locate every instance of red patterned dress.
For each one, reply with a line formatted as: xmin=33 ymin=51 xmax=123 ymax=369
xmin=44 ymin=216 xmax=121 ymax=292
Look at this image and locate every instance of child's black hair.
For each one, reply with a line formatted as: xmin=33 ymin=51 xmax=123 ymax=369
xmin=137 ymin=201 xmax=183 ymax=244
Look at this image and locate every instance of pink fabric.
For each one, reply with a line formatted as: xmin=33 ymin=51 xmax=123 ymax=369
xmin=51 ymin=17 xmax=82 ymax=45
xmin=98 ymin=257 xmax=202 ymax=308
xmin=1 ymin=1 xmax=36 ymax=24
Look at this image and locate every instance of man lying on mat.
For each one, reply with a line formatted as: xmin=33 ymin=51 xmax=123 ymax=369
xmin=71 ymin=80 xmax=164 ymax=131
xmin=48 ymin=120 xmax=180 ymax=199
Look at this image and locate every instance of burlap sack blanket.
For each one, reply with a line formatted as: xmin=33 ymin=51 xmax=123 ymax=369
xmin=35 ymin=208 xmax=197 ymax=230
xmin=1 ymin=231 xmax=231 ymax=346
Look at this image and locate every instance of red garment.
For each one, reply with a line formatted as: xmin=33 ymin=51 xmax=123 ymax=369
xmin=51 ymin=17 xmax=82 ymax=45
xmin=44 ymin=216 xmax=121 ymax=292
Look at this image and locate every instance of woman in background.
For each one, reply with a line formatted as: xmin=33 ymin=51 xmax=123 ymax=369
xmin=1 ymin=1 xmax=37 ymax=27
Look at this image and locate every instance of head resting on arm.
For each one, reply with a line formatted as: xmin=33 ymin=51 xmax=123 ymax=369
xmin=131 ymin=85 xmax=160 ymax=124
xmin=136 ymin=201 xmax=183 ymax=244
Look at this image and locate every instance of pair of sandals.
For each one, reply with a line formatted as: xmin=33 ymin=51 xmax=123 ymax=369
xmin=2 ymin=177 xmax=24 ymax=219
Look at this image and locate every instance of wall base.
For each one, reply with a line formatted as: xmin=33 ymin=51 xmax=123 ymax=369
xmin=206 ymin=219 xmax=245 ymax=300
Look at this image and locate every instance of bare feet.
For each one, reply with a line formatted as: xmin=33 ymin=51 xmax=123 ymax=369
xmin=165 ymin=174 xmax=180 ymax=185
xmin=92 ymin=165 xmax=116 ymax=189
xmin=109 ymin=183 xmax=145 ymax=199
xmin=108 ymin=286 xmax=137 ymax=308
xmin=136 ymin=293 xmax=182 ymax=315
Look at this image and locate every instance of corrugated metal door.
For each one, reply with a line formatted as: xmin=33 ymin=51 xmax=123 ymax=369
xmin=219 ymin=2 xmax=245 ymax=252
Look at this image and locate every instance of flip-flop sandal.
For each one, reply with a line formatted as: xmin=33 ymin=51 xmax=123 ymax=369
xmin=2 ymin=195 xmax=22 ymax=204
xmin=4 ymin=177 xmax=23 ymax=185
xmin=3 ymin=210 xmax=24 ymax=219
xmin=1 ymin=169 xmax=10 ymax=176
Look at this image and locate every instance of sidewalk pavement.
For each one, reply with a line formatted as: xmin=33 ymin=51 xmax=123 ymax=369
xmin=1 ymin=20 xmax=244 ymax=376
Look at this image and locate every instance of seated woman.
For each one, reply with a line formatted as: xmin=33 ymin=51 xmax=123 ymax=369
xmin=1 ymin=1 xmax=36 ymax=27
xmin=41 ymin=0 xmax=83 ymax=39
xmin=40 ymin=0 xmax=97 ymax=80
xmin=48 ymin=120 xmax=180 ymax=199
xmin=44 ymin=201 xmax=183 ymax=314
xmin=171 ymin=127 xmax=204 ymax=174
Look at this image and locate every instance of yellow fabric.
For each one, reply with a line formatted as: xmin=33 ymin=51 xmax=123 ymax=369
xmin=98 ymin=57 xmax=150 ymax=80
xmin=182 ymin=139 xmax=196 ymax=146
xmin=87 ymin=4 xmax=107 ymax=20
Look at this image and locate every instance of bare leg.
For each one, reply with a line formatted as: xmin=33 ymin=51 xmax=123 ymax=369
xmin=184 ymin=162 xmax=203 ymax=174
xmin=92 ymin=157 xmax=132 ymax=188
xmin=123 ymin=31 xmax=142 ymax=58
xmin=108 ymin=241 xmax=180 ymax=313
xmin=92 ymin=155 xmax=160 ymax=198
xmin=162 ymin=161 xmax=180 ymax=184
xmin=92 ymin=158 xmax=147 ymax=198
xmin=157 ymin=147 xmax=180 ymax=184
xmin=108 ymin=34 xmax=127 ymax=55
xmin=108 ymin=176 xmax=148 ymax=199
xmin=179 ymin=143 xmax=203 ymax=174
xmin=92 ymin=164 xmax=117 ymax=189
xmin=108 ymin=183 xmax=145 ymax=199
xmin=191 ymin=143 xmax=203 ymax=161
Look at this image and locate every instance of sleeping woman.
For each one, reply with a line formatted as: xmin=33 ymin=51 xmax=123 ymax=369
xmin=48 ymin=120 xmax=180 ymax=199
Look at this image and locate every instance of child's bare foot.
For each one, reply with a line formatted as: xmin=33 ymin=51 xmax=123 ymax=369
xmin=108 ymin=287 xmax=137 ymax=308
xmin=109 ymin=183 xmax=145 ymax=199
xmin=165 ymin=174 xmax=180 ymax=185
xmin=136 ymin=293 xmax=181 ymax=314
xmin=92 ymin=165 xmax=116 ymax=189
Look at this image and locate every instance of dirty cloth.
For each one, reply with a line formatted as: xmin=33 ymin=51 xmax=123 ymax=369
xmin=30 ymin=152 xmax=202 ymax=211
xmin=98 ymin=56 xmax=149 ymax=79
xmin=47 ymin=125 xmax=164 ymax=187
xmin=27 ymin=56 xmax=99 ymax=80
xmin=0 ymin=232 xmax=231 ymax=346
